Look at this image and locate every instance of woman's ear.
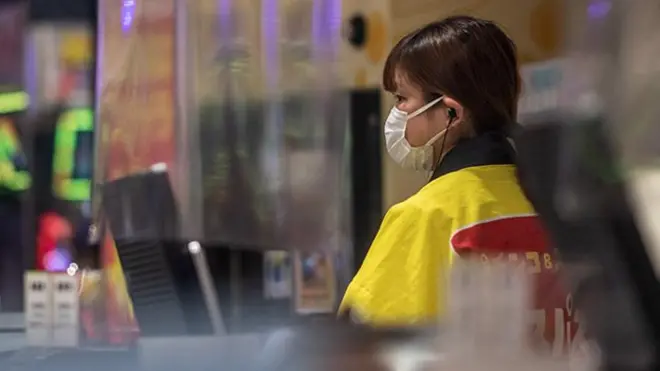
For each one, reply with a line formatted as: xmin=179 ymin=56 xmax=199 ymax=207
xmin=442 ymin=97 xmax=465 ymax=124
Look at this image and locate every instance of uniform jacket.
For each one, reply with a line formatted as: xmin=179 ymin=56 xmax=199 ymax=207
xmin=340 ymin=131 xmax=579 ymax=353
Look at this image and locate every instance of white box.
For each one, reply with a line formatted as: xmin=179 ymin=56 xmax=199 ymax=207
xmin=51 ymin=273 xmax=80 ymax=347
xmin=24 ymin=271 xmax=53 ymax=347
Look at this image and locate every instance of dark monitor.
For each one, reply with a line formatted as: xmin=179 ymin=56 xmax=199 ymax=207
xmin=101 ymin=168 xmax=178 ymax=241
xmin=102 ymin=170 xmax=222 ymax=336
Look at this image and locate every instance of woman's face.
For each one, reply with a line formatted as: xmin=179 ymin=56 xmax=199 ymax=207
xmin=393 ymin=69 xmax=452 ymax=147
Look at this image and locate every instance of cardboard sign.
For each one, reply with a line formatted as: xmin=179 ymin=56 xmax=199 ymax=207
xmin=51 ymin=274 xmax=80 ymax=347
xmin=24 ymin=271 xmax=80 ymax=348
xmin=24 ymin=271 xmax=53 ymax=347
xmin=293 ymin=251 xmax=337 ymax=314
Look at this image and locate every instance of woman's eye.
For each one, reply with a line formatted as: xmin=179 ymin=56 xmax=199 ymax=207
xmin=394 ymin=95 xmax=405 ymax=103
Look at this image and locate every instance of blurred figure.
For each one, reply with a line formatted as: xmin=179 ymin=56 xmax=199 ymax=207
xmin=0 ymin=117 xmax=30 ymax=311
xmin=340 ymin=16 xmax=574 ymax=352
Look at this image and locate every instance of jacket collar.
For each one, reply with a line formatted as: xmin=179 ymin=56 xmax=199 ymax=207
xmin=430 ymin=130 xmax=516 ymax=181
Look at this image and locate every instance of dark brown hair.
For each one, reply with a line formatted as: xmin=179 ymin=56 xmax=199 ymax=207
xmin=383 ymin=16 xmax=521 ymax=133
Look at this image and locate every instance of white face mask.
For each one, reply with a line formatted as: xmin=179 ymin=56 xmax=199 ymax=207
xmin=384 ymin=97 xmax=446 ymax=171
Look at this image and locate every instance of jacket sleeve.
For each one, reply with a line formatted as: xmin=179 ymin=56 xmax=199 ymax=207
xmin=339 ymin=201 xmax=450 ymax=326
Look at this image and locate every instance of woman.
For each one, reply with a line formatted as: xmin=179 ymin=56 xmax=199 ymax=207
xmin=340 ymin=16 xmax=576 ymax=353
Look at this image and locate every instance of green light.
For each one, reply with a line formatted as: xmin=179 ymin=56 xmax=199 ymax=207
xmin=0 ymin=91 xmax=28 ymax=114
xmin=53 ymin=108 xmax=94 ymax=201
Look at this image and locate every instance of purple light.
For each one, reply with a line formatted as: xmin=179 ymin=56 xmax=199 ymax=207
xmin=312 ymin=0 xmax=342 ymax=59
xmin=122 ymin=0 xmax=136 ymax=33
xmin=215 ymin=0 xmax=234 ymax=61
xmin=587 ymin=0 xmax=611 ymax=19
xmin=312 ymin=0 xmax=322 ymax=51
xmin=44 ymin=248 xmax=72 ymax=272
xmin=218 ymin=0 xmax=232 ymax=36
xmin=262 ymin=0 xmax=279 ymax=87
xmin=330 ymin=0 xmax=341 ymax=40
xmin=24 ymin=35 xmax=37 ymax=112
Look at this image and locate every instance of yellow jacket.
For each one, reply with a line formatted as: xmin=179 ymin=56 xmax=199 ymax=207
xmin=340 ymin=132 xmax=574 ymax=351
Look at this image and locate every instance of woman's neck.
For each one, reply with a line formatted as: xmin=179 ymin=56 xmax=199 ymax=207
xmin=432 ymin=142 xmax=456 ymax=170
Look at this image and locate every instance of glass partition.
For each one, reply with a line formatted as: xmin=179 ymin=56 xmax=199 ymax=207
xmin=94 ymin=0 xmax=352 ymax=252
xmin=558 ymin=0 xmax=660 ymax=273
xmin=95 ymin=0 xmax=351 ymax=322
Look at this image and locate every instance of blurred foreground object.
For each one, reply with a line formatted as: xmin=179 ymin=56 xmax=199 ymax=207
xmin=439 ymin=260 xmax=583 ymax=371
xmin=516 ymin=1 xmax=660 ymax=370
xmin=258 ymin=261 xmax=592 ymax=371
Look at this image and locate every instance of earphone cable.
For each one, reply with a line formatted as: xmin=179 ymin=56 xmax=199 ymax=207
xmin=428 ymin=116 xmax=456 ymax=180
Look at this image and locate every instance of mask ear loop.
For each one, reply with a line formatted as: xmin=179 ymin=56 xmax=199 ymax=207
xmin=409 ymin=96 xmax=445 ymax=119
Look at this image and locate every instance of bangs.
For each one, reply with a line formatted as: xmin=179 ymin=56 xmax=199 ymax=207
xmin=382 ymin=31 xmax=427 ymax=94
xmin=382 ymin=47 xmax=401 ymax=93
xmin=382 ymin=32 xmax=417 ymax=93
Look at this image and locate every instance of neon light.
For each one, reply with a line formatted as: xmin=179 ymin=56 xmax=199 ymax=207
xmin=588 ymin=0 xmax=611 ymax=19
xmin=0 ymin=91 xmax=28 ymax=114
xmin=262 ymin=0 xmax=279 ymax=87
xmin=44 ymin=248 xmax=72 ymax=272
xmin=53 ymin=108 xmax=94 ymax=201
xmin=122 ymin=0 xmax=136 ymax=33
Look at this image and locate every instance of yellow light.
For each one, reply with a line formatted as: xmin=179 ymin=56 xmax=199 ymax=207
xmin=60 ymin=33 xmax=92 ymax=65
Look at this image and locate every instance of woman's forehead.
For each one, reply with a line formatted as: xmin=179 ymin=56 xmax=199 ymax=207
xmin=394 ymin=69 xmax=420 ymax=94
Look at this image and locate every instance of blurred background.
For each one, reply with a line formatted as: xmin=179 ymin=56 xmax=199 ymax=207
xmin=0 ymin=0 xmax=658 ymax=370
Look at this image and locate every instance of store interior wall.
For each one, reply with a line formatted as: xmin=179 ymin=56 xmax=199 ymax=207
xmin=28 ymin=0 xmax=565 ymax=215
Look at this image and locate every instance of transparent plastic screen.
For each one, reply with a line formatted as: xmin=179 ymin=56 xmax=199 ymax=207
xmin=560 ymin=0 xmax=660 ymax=274
xmin=182 ymin=0 xmax=350 ymax=251
xmin=616 ymin=0 xmax=660 ymax=275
